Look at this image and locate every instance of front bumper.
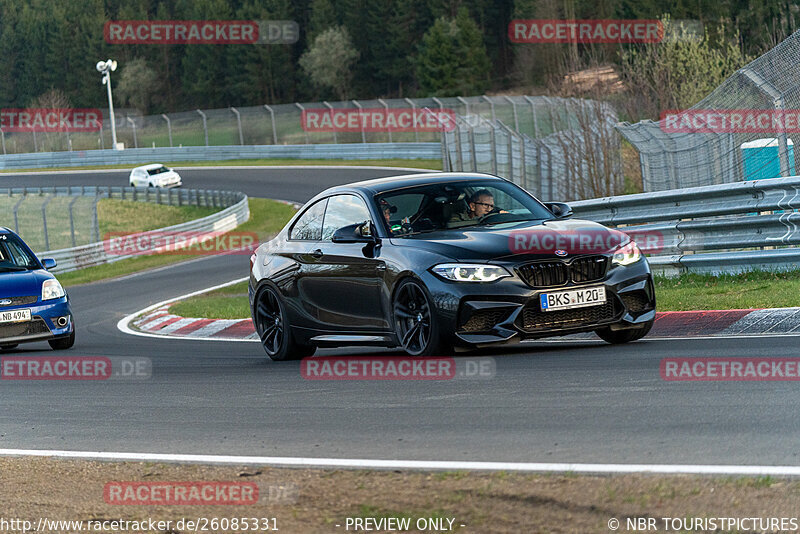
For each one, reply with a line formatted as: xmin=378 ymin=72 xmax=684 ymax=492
xmin=424 ymin=257 xmax=655 ymax=348
xmin=0 ymin=297 xmax=74 ymax=345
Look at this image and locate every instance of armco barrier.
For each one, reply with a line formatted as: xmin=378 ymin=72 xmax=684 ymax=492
xmin=570 ymin=176 xmax=800 ymax=275
xmin=26 ymin=187 xmax=249 ymax=273
xmin=0 ymin=143 xmax=441 ymax=170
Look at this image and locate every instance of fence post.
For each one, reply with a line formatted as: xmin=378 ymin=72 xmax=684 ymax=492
xmin=351 ymin=100 xmax=367 ymax=143
xmin=489 ymin=126 xmax=498 ymax=175
xmin=294 ymin=103 xmax=309 ymax=144
xmin=378 ymin=98 xmax=392 ymax=143
xmin=523 ymin=96 xmax=540 ymax=138
xmin=403 ymin=98 xmax=419 ymax=143
xmin=0 ymin=128 xmax=5 ymax=155
xmin=432 ymin=97 xmax=445 ymax=155
xmin=263 ymin=105 xmax=277 ymax=144
xmin=483 ymin=96 xmax=496 ymax=123
xmin=230 ymin=107 xmax=244 ymax=145
xmin=92 ymin=196 xmax=100 ymax=243
xmin=13 ymin=195 xmax=24 ymax=234
xmin=161 ymin=114 xmax=173 ymax=147
xmin=504 ymin=96 xmax=520 ymax=132
xmin=68 ymin=196 xmax=79 ymax=247
xmin=41 ymin=197 xmax=52 ymax=250
xmin=196 ymin=109 xmax=209 ymax=146
xmin=99 ymin=124 xmax=105 ymax=150
xmin=454 ymin=122 xmax=463 ymax=171
xmin=322 ymin=101 xmax=337 ymax=143
xmin=126 ymin=116 xmax=138 ymax=149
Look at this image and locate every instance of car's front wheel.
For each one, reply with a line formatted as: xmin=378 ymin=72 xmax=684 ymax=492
xmin=595 ymin=319 xmax=653 ymax=344
xmin=392 ymin=278 xmax=450 ymax=356
xmin=254 ymin=285 xmax=315 ymax=361
xmin=48 ymin=331 xmax=75 ymax=350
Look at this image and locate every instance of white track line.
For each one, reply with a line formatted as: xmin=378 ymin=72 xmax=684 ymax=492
xmin=117 ymin=277 xmax=256 ymax=342
xmin=0 ymin=448 xmax=797 ymax=475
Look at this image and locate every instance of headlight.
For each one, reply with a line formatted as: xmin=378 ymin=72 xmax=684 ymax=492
xmin=42 ymin=279 xmax=66 ymax=300
xmin=612 ymin=241 xmax=642 ymax=266
xmin=431 ymin=264 xmax=511 ymax=282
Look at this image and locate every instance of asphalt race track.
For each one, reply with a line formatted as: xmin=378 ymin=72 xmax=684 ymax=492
xmin=0 ymin=166 xmax=423 ymax=202
xmin=1 ymin=167 xmax=798 ymax=466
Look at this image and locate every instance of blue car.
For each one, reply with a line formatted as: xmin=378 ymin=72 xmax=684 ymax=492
xmin=0 ymin=227 xmax=75 ymax=351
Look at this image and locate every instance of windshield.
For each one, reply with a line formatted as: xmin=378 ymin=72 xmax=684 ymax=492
xmin=375 ymin=180 xmax=554 ymax=237
xmin=146 ymin=166 xmax=169 ymax=175
xmin=0 ymin=234 xmax=39 ymax=271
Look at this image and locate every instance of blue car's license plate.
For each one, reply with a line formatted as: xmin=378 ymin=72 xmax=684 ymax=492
xmin=0 ymin=308 xmax=31 ymax=323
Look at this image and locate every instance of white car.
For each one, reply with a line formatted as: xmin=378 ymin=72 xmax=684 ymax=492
xmin=129 ymin=164 xmax=182 ymax=188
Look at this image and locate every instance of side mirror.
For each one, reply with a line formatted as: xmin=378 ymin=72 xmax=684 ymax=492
xmin=545 ymin=202 xmax=573 ymax=219
xmin=331 ymin=222 xmax=377 ymax=244
xmin=42 ymin=258 xmax=57 ymax=270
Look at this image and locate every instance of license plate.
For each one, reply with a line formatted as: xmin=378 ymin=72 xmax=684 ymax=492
xmin=540 ymin=287 xmax=606 ymax=312
xmin=0 ymin=308 xmax=31 ymax=323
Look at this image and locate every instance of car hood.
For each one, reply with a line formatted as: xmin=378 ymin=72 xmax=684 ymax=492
xmin=389 ymin=218 xmax=629 ymax=262
xmin=153 ymin=171 xmax=180 ymax=181
xmin=0 ymin=269 xmax=53 ymax=298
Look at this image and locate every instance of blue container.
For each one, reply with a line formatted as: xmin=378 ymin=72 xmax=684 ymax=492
xmin=741 ymin=137 xmax=795 ymax=181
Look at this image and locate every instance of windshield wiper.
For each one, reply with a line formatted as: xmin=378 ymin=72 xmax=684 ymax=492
xmin=0 ymin=265 xmax=29 ymax=272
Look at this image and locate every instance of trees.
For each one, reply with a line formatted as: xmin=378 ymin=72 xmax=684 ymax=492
xmin=299 ymin=26 xmax=359 ymax=100
xmin=115 ymin=58 xmax=160 ymax=114
xmin=620 ymin=18 xmax=752 ymax=119
xmin=415 ymin=8 xmax=490 ymax=96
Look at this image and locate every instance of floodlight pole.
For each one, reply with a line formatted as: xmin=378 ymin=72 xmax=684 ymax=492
xmin=106 ymin=72 xmax=118 ymax=149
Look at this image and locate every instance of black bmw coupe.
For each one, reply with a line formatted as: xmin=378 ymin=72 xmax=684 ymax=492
xmin=249 ymin=172 xmax=655 ymax=360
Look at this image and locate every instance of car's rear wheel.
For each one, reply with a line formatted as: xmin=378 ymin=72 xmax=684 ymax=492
xmin=0 ymin=344 xmax=18 ymax=352
xmin=595 ymin=319 xmax=653 ymax=344
xmin=48 ymin=331 xmax=75 ymax=350
xmin=255 ymin=286 xmax=315 ymax=361
xmin=392 ymin=278 xmax=449 ymax=356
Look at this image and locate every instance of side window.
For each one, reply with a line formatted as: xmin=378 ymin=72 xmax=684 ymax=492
xmin=321 ymin=194 xmax=372 ymax=241
xmin=289 ymin=199 xmax=327 ymax=240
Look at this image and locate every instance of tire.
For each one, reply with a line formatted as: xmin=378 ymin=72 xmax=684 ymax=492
xmin=595 ymin=319 xmax=653 ymax=344
xmin=0 ymin=344 xmax=19 ymax=352
xmin=254 ymin=285 xmax=315 ymax=361
xmin=48 ymin=331 xmax=75 ymax=350
xmin=392 ymin=278 xmax=450 ymax=356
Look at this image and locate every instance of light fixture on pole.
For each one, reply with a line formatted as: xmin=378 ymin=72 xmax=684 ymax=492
xmin=96 ymin=59 xmax=118 ymax=149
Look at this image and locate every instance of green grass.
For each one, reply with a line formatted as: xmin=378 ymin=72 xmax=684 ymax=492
xmin=170 ymin=281 xmax=250 ymax=319
xmin=97 ymin=199 xmax=217 ymax=236
xmin=0 ymin=158 xmax=443 ymax=173
xmin=57 ymin=198 xmax=295 ymax=288
xmin=654 ymin=270 xmax=800 ymax=311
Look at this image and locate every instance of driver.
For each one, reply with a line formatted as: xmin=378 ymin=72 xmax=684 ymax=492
xmin=450 ymin=189 xmax=498 ymax=221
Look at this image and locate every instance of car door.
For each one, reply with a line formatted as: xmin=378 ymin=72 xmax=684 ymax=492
xmin=303 ymin=194 xmax=389 ymax=331
xmin=280 ymin=198 xmax=329 ymax=330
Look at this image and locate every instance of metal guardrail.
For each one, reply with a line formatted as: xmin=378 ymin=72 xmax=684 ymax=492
xmin=3 ymin=186 xmax=242 ymax=253
xmin=569 ymin=176 xmax=800 ymax=275
xmin=11 ymin=187 xmax=249 ymax=273
xmin=0 ymin=143 xmax=442 ymax=170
